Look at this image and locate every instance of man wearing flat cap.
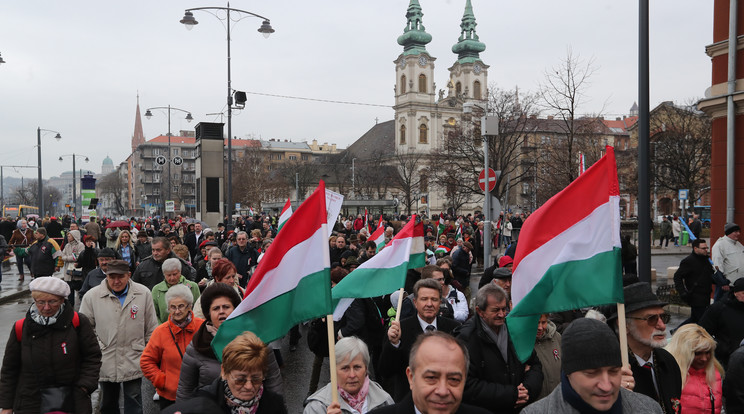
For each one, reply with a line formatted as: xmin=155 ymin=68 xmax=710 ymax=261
xmin=608 ymin=282 xmax=681 ymax=414
xmin=80 ymin=259 xmax=158 ymax=414
xmin=711 ymin=222 xmax=744 ymax=292
xmin=523 ymin=318 xmax=662 ymax=413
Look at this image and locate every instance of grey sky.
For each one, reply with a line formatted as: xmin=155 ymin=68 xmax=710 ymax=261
xmin=0 ymin=1 xmax=712 ymax=179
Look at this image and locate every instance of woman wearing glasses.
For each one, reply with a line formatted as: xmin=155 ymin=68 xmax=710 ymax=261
xmin=665 ymin=324 xmax=723 ymax=414
xmin=141 ymin=284 xmax=204 ymax=410
xmin=167 ymin=331 xmax=287 ymax=413
xmin=0 ymin=276 xmax=102 ymax=414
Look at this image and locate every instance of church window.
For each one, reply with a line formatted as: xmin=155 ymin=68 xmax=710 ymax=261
xmin=419 ymin=124 xmax=428 ymax=144
xmin=401 ymin=75 xmax=407 ymax=94
xmin=419 ymin=74 xmax=427 ymax=93
xmin=473 ymin=81 xmax=481 ymax=100
xmin=456 ymin=82 xmax=462 ymax=96
xmin=400 ymin=124 xmax=407 ymax=145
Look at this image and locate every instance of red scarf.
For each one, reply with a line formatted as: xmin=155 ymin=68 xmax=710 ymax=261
xmin=338 ymin=376 xmax=369 ymax=413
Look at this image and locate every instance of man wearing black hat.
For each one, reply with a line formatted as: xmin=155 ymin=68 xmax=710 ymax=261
xmin=711 ymin=222 xmax=744 ymax=289
xmin=699 ymin=278 xmax=744 ymax=368
xmin=79 ymin=247 xmax=121 ymax=297
xmin=523 ymin=318 xmax=662 ymax=413
xmin=609 ymin=282 xmax=681 ymax=413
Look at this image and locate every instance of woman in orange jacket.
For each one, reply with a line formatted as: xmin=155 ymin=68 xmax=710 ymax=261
xmin=140 ymin=283 xmax=205 ymax=410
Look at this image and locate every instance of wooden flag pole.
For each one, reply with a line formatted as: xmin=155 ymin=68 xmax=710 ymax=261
xmin=616 ymin=303 xmax=629 ymax=367
xmin=326 ymin=315 xmax=339 ymax=404
xmin=395 ymin=287 xmax=405 ymax=320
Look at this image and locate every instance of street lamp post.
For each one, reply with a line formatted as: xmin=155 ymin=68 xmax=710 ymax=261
xmin=58 ymin=154 xmax=89 ymax=219
xmin=145 ymin=105 xmax=193 ymax=218
xmin=180 ymin=3 xmax=274 ymax=224
xmin=37 ymin=128 xmax=62 ymax=216
xmin=351 ymin=157 xmax=357 ymax=198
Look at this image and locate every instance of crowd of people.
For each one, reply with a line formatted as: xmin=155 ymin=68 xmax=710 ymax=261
xmin=0 ymin=211 xmax=743 ymax=413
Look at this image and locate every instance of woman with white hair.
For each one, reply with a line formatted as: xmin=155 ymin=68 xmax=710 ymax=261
xmin=304 ymin=336 xmax=393 ymax=414
xmin=152 ymin=257 xmax=201 ymax=323
xmin=141 ymin=284 xmax=205 ymax=410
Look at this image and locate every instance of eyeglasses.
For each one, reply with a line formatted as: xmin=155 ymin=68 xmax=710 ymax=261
xmin=35 ymin=299 xmax=62 ymax=307
xmin=169 ymin=303 xmax=190 ymax=311
xmin=229 ymin=373 xmax=264 ymax=387
xmin=627 ymin=312 xmax=671 ymax=326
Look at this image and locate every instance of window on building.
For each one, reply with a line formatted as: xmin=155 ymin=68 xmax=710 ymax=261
xmin=153 ymin=148 xmax=160 ymax=156
xmin=289 ymin=155 xmax=297 ymax=161
xmin=301 ymin=154 xmax=309 ymax=161
xmin=419 ymin=74 xmax=427 ymax=93
xmin=173 ymin=148 xmax=179 ymax=156
xmin=153 ymin=173 xmax=160 ymax=182
xmin=419 ymin=124 xmax=428 ymax=144
xmin=473 ymin=81 xmax=481 ymax=100
xmin=522 ymin=183 xmax=530 ymax=194
xmin=173 ymin=173 xmax=179 ymax=180
xmin=173 ymin=186 xmax=179 ymax=193
xmin=401 ymin=75 xmax=407 ymax=94
xmin=400 ymin=124 xmax=406 ymax=145
xmin=456 ymin=82 xmax=462 ymax=96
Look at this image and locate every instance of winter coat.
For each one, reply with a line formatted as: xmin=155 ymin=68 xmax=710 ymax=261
xmin=176 ymin=321 xmax=283 ymax=401
xmin=79 ymin=280 xmax=159 ymax=382
xmin=672 ymin=219 xmax=682 ymax=238
xmin=140 ymin=313 xmax=204 ymax=401
xmin=75 ymin=244 xmax=99 ymax=280
xmin=79 ymin=268 xmax=106 ymax=298
xmin=83 ymin=221 xmax=101 ymax=242
xmin=116 ymin=243 xmax=138 ymax=272
xmin=225 ymin=244 xmax=258 ymax=280
xmin=303 ymin=379 xmax=393 ymax=413
xmin=680 ymin=367 xmax=722 ymax=414
xmin=27 ymin=236 xmax=62 ymax=276
xmin=151 ymin=276 xmax=201 ymax=323
xmin=521 ymin=382 xmax=662 ymax=414
xmin=456 ymin=314 xmax=543 ymax=413
xmin=534 ymin=320 xmax=562 ymax=400
xmin=8 ymin=228 xmax=34 ymax=247
xmin=699 ymin=292 xmax=744 ymax=366
xmin=661 ymin=220 xmax=673 ymax=237
xmin=132 ymin=252 xmax=196 ymax=290
xmin=167 ymin=377 xmax=286 ymax=414
xmin=134 ymin=240 xmax=152 ymax=263
xmin=61 ymin=230 xmax=85 ymax=281
xmin=0 ymin=303 xmax=102 ymax=414
xmin=673 ymin=252 xmax=714 ymax=307
xmin=629 ymin=348 xmax=682 ymax=414
xmin=711 ymin=235 xmax=744 ymax=283
xmin=723 ymin=345 xmax=744 ymax=413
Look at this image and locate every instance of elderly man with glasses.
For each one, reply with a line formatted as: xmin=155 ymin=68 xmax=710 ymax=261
xmin=607 ymin=282 xmax=682 ymax=414
xmin=224 ymin=231 xmax=258 ymax=289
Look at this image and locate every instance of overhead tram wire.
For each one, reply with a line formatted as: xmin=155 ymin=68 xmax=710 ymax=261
xmin=244 ymin=91 xmax=391 ymax=108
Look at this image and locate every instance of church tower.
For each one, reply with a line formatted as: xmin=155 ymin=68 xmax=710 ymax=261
xmin=131 ymin=94 xmax=145 ymax=153
xmin=449 ymin=0 xmax=488 ymax=103
xmin=393 ymin=0 xmax=436 ymax=152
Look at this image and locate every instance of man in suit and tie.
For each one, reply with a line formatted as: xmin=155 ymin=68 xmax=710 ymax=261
xmin=371 ymin=331 xmax=489 ymax=414
xmin=380 ymin=278 xmax=461 ymax=401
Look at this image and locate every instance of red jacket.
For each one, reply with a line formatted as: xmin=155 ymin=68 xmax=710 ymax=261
xmin=680 ymin=367 xmax=722 ymax=414
xmin=140 ymin=313 xmax=205 ymax=401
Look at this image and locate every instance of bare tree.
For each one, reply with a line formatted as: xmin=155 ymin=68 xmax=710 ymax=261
xmin=98 ymin=171 xmax=128 ymax=216
xmin=232 ymin=145 xmax=271 ymax=209
xmin=650 ymin=101 xmax=711 ymax=204
xmin=355 ymin=150 xmax=396 ymax=200
xmin=391 ymin=149 xmax=427 ymax=215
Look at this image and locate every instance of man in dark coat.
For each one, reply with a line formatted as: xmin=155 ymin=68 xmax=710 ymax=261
xmin=457 ymin=284 xmax=542 ymax=413
xmin=225 ymin=231 xmax=258 ymax=289
xmin=699 ymin=278 xmax=744 ymax=368
xmin=451 ymin=242 xmax=472 ymax=292
xmin=673 ymin=238 xmax=714 ymax=326
xmin=379 ymin=278 xmax=460 ymax=401
xmin=609 ymin=282 xmax=681 ymax=414
xmin=723 ymin=341 xmax=744 ymax=413
xmin=183 ymin=222 xmax=205 ymax=262
xmin=131 ymin=237 xmax=195 ymax=290
xmin=329 ymin=235 xmax=349 ymax=265
xmin=371 ymin=332 xmax=490 ymax=414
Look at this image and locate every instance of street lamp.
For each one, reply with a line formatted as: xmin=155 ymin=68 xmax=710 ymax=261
xmin=37 ymin=128 xmax=62 ymax=216
xmin=58 ymin=154 xmax=89 ymax=219
xmin=351 ymin=157 xmax=357 ymax=198
xmin=180 ymin=3 xmax=274 ymax=224
xmin=145 ymin=105 xmax=193 ymax=217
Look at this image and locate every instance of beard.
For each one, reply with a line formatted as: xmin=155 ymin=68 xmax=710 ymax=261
xmin=627 ymin=322 xmax=667 ymax=349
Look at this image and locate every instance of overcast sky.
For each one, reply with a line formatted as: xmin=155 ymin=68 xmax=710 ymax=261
xmin=0 ymin=1 xmax=712 ymax=180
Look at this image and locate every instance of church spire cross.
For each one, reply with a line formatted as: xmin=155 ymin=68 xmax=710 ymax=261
xmin=397 ymin=0 xmax=432 ymax=55
xmin=452 ymin=0 xmax=486 ymax=63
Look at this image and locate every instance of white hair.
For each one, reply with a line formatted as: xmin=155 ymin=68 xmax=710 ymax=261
xmin=165 ymin=283 xmax=194 ymax=306
xmin=161 ymin=257 xmax=182 ymax=274
xmin=335 ymin=336 xmax=370 ymax=368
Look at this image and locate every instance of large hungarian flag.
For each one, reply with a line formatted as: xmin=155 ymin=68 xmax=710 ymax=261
xmin=277 ymin=198 xmax=293 ymax=232
xmin=332 ymin=216 xmax=425 ymax=320
xmin=212 ymin=182 xmax=332 ymax=358
xmin=506 ymin=147 xmax=624 ymax=362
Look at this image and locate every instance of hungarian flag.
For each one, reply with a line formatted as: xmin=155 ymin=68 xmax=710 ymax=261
xmin=212 ymin=182 xmax=333 ymax=358
xmin=332 ymin=216 xmax=425 ymax=320
xmin=436 ymin=213 xmax=445 ymax=238
xmin=506 ymin=146 xmax=623 ymax=362
xmin=455 ymin=223 xmax=463 ymax=240
xmin=434 ymin=245 xmax=451 ymax=256
xmin=277 ymin=198 xmax=293 ymax=232
xmin=369 ymin=226 xmax=387 ymax=253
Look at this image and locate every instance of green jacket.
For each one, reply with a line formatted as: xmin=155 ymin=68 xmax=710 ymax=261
xmin=152 ymin=276 xmax=201 ymax=323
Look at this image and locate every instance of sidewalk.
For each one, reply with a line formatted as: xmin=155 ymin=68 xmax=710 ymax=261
xmin=0 ymin=262 xmax=33 ymax=305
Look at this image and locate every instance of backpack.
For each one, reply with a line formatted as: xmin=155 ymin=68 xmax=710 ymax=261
xmin=15 ymin=312 xmax=80 ymax=341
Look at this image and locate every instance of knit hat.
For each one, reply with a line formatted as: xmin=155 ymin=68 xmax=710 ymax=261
xmin=105 ymin=260 xmax=130 ymax=275
xmin=725 ymin=223 xmax=741 ymax=236
xmin=562 ymin=318 xmax=621 ymax=374
xmin=29 ymin=276 xmax=71 ymax=298
xmin=498 ymin=255 xmax=514 ymax=268
xmin=98 ymin=248 xmax=120 ymax=259
xmin=733 ymin=278 xmax=744 ymax=293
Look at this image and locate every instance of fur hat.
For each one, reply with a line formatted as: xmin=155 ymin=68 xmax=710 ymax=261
xmin=29 ymin=276 xmax=70 ymax=298
xmin=562 ymin=318 xmax=622 ymax=374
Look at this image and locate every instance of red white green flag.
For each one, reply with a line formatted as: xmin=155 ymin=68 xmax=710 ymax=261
xmin=506 ymin=147 xmax=624 ymax=362
xmin=369 ymin=226 xmax=386 ymax=253
xmin=332 ymin=216 xmax=425 ymax=320
xmin=436 ymin=213 xmax=445 ymax=237
xmin=277 ymin=198 xmax=293 ymax=232
xmin=212 ymin=182 xmax=332 ymax=358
